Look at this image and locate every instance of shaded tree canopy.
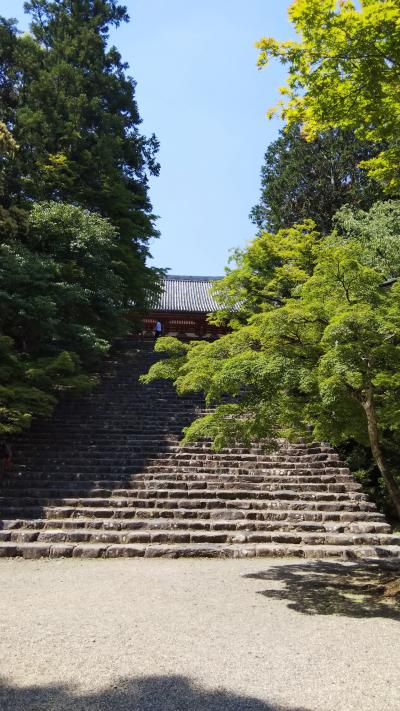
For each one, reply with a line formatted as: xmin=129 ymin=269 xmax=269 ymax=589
xmin=0 ymin=201 xmax=129 ymax=434
xmin=0 ymin=1 xmax=163 ymax=433
xmin=1 ymin=1 xmax=161 ymax=306
xmin=250 ymin=124 xmax=386 ymax=235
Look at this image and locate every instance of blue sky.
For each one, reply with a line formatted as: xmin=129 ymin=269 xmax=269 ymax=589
xmin=2 ymin=1 xmax=293 ymax=275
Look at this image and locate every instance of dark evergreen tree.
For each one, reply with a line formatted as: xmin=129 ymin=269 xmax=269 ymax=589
xmin=0 ymin=18 xmax=19 ymax=126
xmin=1 ymin=1 xmax=161 ymax=307
xmin=0 ymin=20 xmax=29 ymax=237
xmin=22 ymin=0 xmax=159 ymax=238
xmin=251 ymin=125 xmax=386 ymax=235
xmin=0 ymin=2 xmax=163 ymax=433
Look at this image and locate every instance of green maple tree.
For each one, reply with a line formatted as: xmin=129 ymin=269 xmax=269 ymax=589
xmin=142 ymin=202 xmax=400 ymax=517
xmin=257 ymin=0 xmax=400 ymax=192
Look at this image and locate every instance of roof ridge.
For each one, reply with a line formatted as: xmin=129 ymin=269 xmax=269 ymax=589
xmin=165 ymin=275 xmax=223 ymax=282
xmin=149 ymin=274 xmax=224 ymax=312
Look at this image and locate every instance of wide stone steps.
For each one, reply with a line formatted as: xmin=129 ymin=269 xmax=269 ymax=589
xmin=1 ymin=341 xmax=399 ymax=559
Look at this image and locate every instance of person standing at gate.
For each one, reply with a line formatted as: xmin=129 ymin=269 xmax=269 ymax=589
xmin=154 ymin=320 xmax=163 ymax=343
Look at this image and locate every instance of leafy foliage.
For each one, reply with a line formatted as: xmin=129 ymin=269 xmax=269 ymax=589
xmin=25 ymin=202 xmax=127 ymax=357
xmin=0 ymin=2 xmax=162 ymax=306
xmin=208 ymin=220 xmax=320 ymax=327
xmin=0 ymin=2 xmax=163 ymax=434
xmin=257 ymin=0 xmax=400 ymax=192
xmin=0 ymin=202 xmax=128 ymax=433
xmin=0 ymin=335 xmax=95 ymax=435
xmin=142 ymin=202 xmax=400 ymax=516
xmin=333 ymin=200 xmax=400 ymax=279
xmin=251 ymin=124 xmax=385 ymax=235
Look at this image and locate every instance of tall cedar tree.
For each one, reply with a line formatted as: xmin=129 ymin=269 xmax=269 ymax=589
xmin=251 ymin=125 xmax=385 ymax=235
xmin=1 ymin=1 xmax=161 ymax=309
xmin=0 ymin=19 xmax=29 ymax=239
xmin=0 ymin=3 xmax=162 ymax=433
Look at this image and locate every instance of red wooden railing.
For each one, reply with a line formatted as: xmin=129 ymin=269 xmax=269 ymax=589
xmin=126 ymin=311 xmax=228 ymax=340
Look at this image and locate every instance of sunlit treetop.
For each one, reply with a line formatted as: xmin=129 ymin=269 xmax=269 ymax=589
xmin=256 ymin=0 xmax=400 ymax=192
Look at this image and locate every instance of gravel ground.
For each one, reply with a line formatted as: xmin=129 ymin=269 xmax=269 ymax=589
xmin=0 ymin=557 xmax=399 ymax=711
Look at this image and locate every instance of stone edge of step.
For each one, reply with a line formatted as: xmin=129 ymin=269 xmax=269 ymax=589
xmin=0 ymin=541 xmax=399 ymax=560
xmin=2 ymin=530 xmax=400 ymax=547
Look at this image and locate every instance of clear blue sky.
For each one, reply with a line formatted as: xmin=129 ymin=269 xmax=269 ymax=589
xmin=2 ymin=1 xmax=293 ymax=275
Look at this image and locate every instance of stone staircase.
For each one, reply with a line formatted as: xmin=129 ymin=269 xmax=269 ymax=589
xmin=0 ymin=341 xmax=399 ymax=559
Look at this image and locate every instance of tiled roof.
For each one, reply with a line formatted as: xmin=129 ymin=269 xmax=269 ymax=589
xmin=153 ymin=275 xmax=223 ymax=313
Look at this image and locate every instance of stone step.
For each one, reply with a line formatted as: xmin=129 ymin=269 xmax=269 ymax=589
xmin=140 ymin=463 xmax=348 ymax=472
xmin=1 ymin=471 xmax=363 ymax=485
xmin=6 ymin=466 xmax=359 ymax=478
xmin=163 ymin=453 xmax=340 ymax=462
xmin=0 ymin=483 xmax=367 ymax=500
xmin=13 ymin=440 xmax=333 ymax=453
xmin=2 ymin=517 xmax=390 ymax=534
xmin=0 ymin=493 xmax=373 ymax=510
xmin=17 ymin=427 xmax=190 ymax=434
xmin=1 ymin=482 xmax=362 ymax=497
xmin=15 ymin=455 xmax=337 ymax=467
xmin=14 ymin=468 xmax=349 ymax=478
xmin=0 ymin=505 xmax=385 ymax=521
xmin=2 ymin=475 xmax=360 ymax=488
xmin=12 ymin=439 xmax=331 ymax=450
xmin=1 ymin=527 xmax=398 ymax=547
xmin=141 ymin=473 xmax=357 ymax=485
xmin=14 ymin=457 xmax=344 ymax=469
xmin=1 ymin=517 xmax=391 ymax=533
xmin=13 ymin=438 xmax=182 ymax=447
xmin=14 ymin=450 xmax=170 ymax=460
xmin=0 ymin=541 xmax=399 ymax=560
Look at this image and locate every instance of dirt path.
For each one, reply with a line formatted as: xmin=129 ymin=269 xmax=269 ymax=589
xmin=0 ymin=558 xmax=398 ymax=710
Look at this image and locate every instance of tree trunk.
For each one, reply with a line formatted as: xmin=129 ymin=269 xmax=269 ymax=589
xmin=362 ymin=386 xmax=400 ymax=518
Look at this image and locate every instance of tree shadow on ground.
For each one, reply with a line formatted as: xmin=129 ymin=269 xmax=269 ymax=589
xmin=244 ymin=559 xmax=400 ymax=620
xmin=0 ymin=674 xmax=311 ymax=711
